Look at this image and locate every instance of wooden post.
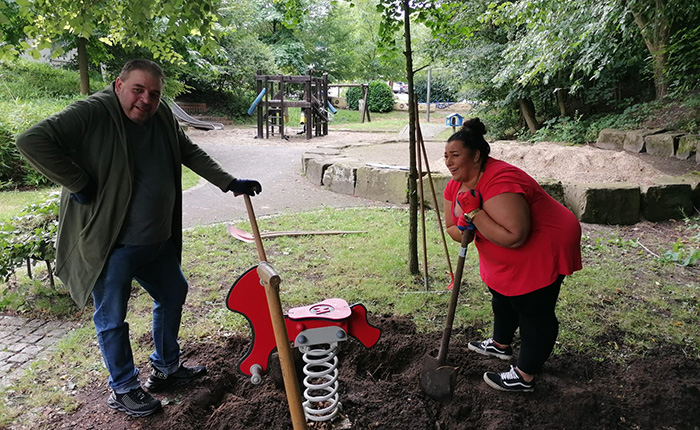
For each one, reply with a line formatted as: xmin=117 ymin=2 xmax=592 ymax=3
xmin=322 ymin=73 xmax=329 ymax=136
xmin=256 ymin=71 xmax=263 ymax=139
xmin=305 ymin=70 xmax=312 ymax=140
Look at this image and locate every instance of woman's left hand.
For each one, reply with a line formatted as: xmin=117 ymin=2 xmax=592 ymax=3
xmin=457 ymin=189 xmax=483 ymax=214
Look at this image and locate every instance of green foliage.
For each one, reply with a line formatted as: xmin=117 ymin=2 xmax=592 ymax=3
xmin=367 ymin=80 xmax=394 ymax=113
xmin=660 ymin=219 xmax=700 ymax=267
xmin=346 ymin=81 xmax=394 ymax=112
xmin=0 ymin=97 xmax=80 ymax=189
xmin=345 ymin=86 xmax=362 ymax=110
xmin=0 ymin=60 xmax=92 ymax=100
xmin=0 ymin=192 xmax=59 ymax=283
xmin=413 ymin=72 xmax=459 ymax=103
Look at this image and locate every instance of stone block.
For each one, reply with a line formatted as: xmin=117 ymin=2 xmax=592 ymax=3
xmin=676 ymin=135 xmax=699 ymax=160
xmin=300 ymin=149 xmax=341 ymax=174
xmin=645 ymin=132 xmax=684 ymax=158
xmin=355 ymin=166 xmax=409 ymax=204
xmin=641 ymin=182 xmax=694 ymax=221
xmin=537 ymin=178 xmax=566 ymax=206
xmin=563 ymin=183 xmax=640 ymax=225
xmin=323 ymin=163 xmax=360 ymax=196
xmin=655 ymin=173 xmax=700 ymax=209
xmin=418 ymin=173 xmax=450 ymax=209
xmin=596 ymin=129 xmax=627 ymax=151
xmin=623 ymin=129 xmax=664 ymax=153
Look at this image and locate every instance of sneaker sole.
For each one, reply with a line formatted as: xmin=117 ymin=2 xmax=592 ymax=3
xmin=482 ymin=373 xmax=534 ymax=393
xmin=467 ymin=343 xmax=513 ymax=360
xmin=108 ymin=398 xmax=162 ymax=417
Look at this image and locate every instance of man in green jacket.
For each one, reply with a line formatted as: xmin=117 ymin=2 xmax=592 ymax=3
xmin=16 ymin=59 xmax=261 ymax=418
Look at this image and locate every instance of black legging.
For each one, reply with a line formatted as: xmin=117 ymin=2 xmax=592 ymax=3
xmin=489 ymin=275 xmax=564 ymax=375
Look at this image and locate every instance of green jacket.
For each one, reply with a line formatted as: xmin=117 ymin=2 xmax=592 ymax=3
xmin=16 ymin=84 xmax=235 ymax=308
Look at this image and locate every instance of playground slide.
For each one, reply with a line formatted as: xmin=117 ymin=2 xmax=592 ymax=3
xmin=169 ymin=101 xmax=224 ymax=130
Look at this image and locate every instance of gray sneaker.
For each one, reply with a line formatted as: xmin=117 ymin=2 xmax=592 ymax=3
xmin=468 ymin=338 xmax=513 ymax=360
xmin=108 ymin=387 xmax=162 ymax=417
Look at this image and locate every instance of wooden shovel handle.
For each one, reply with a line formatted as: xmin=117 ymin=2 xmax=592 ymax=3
xmin=436 ymin=229 xmax=472 ymax=364
xmin=242 ymin=195 xmax=307 ymax=430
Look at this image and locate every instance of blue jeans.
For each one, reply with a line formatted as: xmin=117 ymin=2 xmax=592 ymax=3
xmin=92 ymin=239 xmax=188 ymax=393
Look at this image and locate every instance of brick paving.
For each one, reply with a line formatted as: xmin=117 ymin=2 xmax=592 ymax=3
xmin=0 ymin=315 xmax=79 ymax=388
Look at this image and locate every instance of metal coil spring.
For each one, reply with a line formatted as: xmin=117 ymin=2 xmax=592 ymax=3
xmin=300 ymin=342 xmax=340 ymax=422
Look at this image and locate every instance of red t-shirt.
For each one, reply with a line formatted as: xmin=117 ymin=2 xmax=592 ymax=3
xmin=444 ymin=158 xmax=582 ymax=296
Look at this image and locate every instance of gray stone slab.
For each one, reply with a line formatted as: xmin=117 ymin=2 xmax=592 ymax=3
xmin=623 ymin=129 xmax=664 ymax=153
xmin=676 ymin=134 xmax=699 ymax=160
xmin=641 ymin=183 xmax=693 ymax=222
xmin=655 ymin=173 xmax=700 ymax=210
xmin=355 ymin=166 xmax=409 ymax=204
xmin=538 ymin=178 xmax=566 ymax=206
xmin=645 ymin=132 xmax=684 ymax=158
xmin=323 ymin=163 xmax=361 ymax=195
xmin=596 ymin=129 xmax=627 ymax=151
xmin=563 ymin=183 xmax=641 ymax=225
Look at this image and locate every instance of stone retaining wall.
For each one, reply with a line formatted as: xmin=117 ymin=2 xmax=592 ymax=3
xmin=302 ymin=136 xmax=700 ymax=225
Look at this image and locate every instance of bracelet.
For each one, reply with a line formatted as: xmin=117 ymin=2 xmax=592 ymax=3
xmin=465 ymin=208 xmax=481 ymax=223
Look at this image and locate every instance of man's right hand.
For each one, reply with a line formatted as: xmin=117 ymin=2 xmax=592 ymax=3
xmin=227 ymin=179 xmax=262 ymax=196
xmin=70 ymin=182 xmax=95 ymax=204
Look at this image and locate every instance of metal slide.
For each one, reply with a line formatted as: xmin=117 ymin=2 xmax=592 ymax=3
xmin=168 ymin=101 xmax=224 ymax=130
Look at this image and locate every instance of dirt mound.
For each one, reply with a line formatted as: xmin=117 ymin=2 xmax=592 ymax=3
xmin=40 ymin=315 xmax=700 ymax=430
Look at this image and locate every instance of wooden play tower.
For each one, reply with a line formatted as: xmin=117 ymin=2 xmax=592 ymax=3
xmin=252 ymin=70 xmax=369 ymax=140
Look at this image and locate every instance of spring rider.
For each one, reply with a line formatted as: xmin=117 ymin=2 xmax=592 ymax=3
xmin=227 ymin=266 xmax=381 ymax=422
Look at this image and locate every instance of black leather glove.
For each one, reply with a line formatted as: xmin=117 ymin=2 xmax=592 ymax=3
xmin=227 ymin=179 xmax=262 ymax=196
xmin=70 ymin=182 xmax=95 ymax=204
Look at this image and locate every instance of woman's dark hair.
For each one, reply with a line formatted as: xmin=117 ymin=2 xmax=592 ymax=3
xmin=447 ymin=117 xmax=490 ymax=171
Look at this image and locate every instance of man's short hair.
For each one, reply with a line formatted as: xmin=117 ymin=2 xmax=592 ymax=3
xmin=119 ymin=59 xmax=165 ymax=83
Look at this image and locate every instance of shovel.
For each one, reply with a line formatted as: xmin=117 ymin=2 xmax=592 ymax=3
xmin=420 ymin=228 xmax=473 ymax=401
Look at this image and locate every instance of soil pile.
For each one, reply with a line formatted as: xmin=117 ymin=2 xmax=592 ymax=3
xmin=39 ymin=315 xmax=700 ymax=430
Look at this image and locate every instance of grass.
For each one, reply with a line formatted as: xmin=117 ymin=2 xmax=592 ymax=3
xmin=1 ymin=207 xmax=699 ymax=427
xmin=0 ymin=188 xmax=59 ymax=221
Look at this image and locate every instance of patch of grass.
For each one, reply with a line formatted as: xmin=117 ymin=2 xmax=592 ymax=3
xmin=182 ymin=166 xmax=200 ymax=190
xmin=0 ymin=188 xmax=59 ymax=221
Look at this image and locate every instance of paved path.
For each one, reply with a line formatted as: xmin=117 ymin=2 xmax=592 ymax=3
xmin=0 ymin=316 xmax=77 ymax=388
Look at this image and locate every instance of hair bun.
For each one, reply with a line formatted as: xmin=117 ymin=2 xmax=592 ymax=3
xmin=461 ymin=118 xmax=486 ymax=136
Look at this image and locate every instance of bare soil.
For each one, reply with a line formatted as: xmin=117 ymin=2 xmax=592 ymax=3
xmin=36 ymin=312 xmax=700 ymax=430
xmin=14 ymin=126 xmax=700 ymax=430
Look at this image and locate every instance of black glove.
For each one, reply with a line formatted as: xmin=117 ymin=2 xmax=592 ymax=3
xmin=70 ymin=182 xmax=95 ymax=204
xmin=227 ymin=179 xmax=262 ymax=196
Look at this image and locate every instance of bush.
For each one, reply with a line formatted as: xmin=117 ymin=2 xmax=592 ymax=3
xmin=0 ymin=193 xmax=59 ymax=283
xmin=346 ymin=81 xmax=395 ymax=113
xmin=0 ymin=98 xmax=81 ymax=189
xmin=0 ymin=60 xmax=102 ymax=100
xmin=346 ymin=86 xmax=361 ymax=110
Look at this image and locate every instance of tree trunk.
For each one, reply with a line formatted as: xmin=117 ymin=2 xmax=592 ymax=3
xmin=77 ymin=37 xmax=90 ymax=95
xmin=556 ymin=71 xmax=567 ymax=117
xmin=631 ymin=7 xmax=670 ymax=99
xmin=403 ymin=0 xmax=418 ymax=276
xmin=518 ymin=98 xmax=539 ymax=134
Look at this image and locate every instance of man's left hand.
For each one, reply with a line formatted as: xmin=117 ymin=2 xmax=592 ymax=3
xmin=227 ymin=179 xmax=262 ymax=196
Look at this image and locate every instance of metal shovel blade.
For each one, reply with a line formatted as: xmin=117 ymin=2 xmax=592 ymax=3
xmin=420 ymin=353 xmax=458 ymax=402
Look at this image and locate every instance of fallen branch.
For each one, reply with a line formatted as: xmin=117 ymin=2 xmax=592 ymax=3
xmin=227 ymin=225 xmax=366 ymax=243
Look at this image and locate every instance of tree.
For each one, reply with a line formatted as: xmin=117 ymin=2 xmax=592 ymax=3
xmin=15 ymin=0 xmax=223 ymax=94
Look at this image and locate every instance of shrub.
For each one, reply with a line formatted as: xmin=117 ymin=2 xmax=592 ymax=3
xmin=0 ymin=60 xmax=93 ymax=100
xmin=346 ymin=86 xmax=361 ymax=110
xmin=367 ymin=81 xmax=395 ymax=113
xmin=0 ymin=98 xmax=81 ymax=189
xmin=346 ymin=81 xmax=395 ymax=113
xmin=0 ymin=192 xmax=59 ymax=284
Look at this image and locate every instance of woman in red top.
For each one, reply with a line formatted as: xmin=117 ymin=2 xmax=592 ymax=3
xmin=443 ymin=118 xmax=582 ymax=392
